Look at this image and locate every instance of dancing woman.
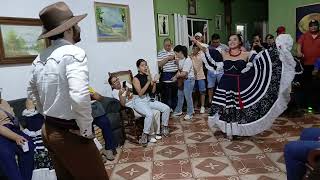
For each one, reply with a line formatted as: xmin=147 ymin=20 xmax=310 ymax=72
xmin=201 ymin=34 xmax=296 ymax=137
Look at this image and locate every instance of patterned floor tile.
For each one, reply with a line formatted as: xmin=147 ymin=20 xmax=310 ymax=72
xmin=187 ymin=142 xmax=225 ymax=158
xmin=239 ymin=173 xmax=287 ymax=180
xmin=168 ymin=124 xmax=183 ymax=134
xmin=185 ymin=132 xmax=217 ymax=144
xmin=254 ymin=129 xmax=281 ymax=139
xmin=271 ymin=125 xmax=303 ymax=137
xmin=291 ymin=115 xmax=320 ymax=125
xmin=229 ymin=154 xmax=280 ymax=175
xmin=196 ymin=176 xmax=240 ymax=180
xmin=266 ymin=153 xmax=286 ymax=172
xmin=123 ymin=140 xmax=143 ymax=148
xmin=105 ymin=164 xmax=114 ymax=178
xmin=220 ymin=141 xmax=263 ymax=155
xmin=273 ymin=118 xmax=296 ymax=126
xmin=154 ymin=145 xmax=188 ymax=160
xmin=156 ymin=133 xmax=185 ymax=146
xmin=111 ymin=162 xmax=152 ymax=180
xmin=118 ymin=147 xmax=153 ymax=163
xmin=153 ymin=159 xmax=193 ymax=180
xmin=182 ymin=123 xmax=210 ymax=133
xmin=253 ymin=137 xmax=288 ymax=153
xmin=191 ymin=157 xmax=237 ymax=178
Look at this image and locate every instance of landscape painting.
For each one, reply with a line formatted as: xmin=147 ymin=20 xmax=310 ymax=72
xmin=94 ymin=2 xmax=131 ymax=42
xmin=0 ymin=17 xmax=48 ymax=65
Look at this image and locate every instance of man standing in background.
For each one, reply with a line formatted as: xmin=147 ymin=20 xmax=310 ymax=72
xmin=297 ymin=19 xmax=320 ymax=113
xmin=157 ymin=38 xmax=178 ymax=111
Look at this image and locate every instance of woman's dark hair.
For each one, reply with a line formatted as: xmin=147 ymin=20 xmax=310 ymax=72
xmin=136 ymin=59 xmax=147 ymax=68
xmin=265 ymin=34 xmax=274 ymax=40
xmin=252 ymin=33 xmax=262 ymax=41
xmin=108 ymin=75 xmax=115 ymax=85
xmin=173 ymin=45 xmax=188 ymax=58
xmin=228 ymin=33 xmax=243 ymax=46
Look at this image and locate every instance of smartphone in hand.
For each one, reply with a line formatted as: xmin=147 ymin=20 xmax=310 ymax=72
xmin=122 ymin=81 xmax=127 ymax=88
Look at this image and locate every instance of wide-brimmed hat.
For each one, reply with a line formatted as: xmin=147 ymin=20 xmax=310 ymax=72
xmin=38 ymin=2 xmax=87 ymax=39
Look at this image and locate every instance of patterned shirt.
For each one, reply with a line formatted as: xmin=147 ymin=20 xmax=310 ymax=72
xmin=157 ymin=49 xmax=178 ymax=72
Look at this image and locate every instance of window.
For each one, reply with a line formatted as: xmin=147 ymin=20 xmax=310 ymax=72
xmin=187 ymin=18 xmax=209 ymax=46
xmin=235 ymin=24 xmax=247 ymax=43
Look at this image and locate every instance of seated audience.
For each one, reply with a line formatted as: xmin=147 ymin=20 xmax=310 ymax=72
xmin=108 ymin=75 xmax=162 ymax=142
xmin=172 ymin=45 xmax=195 ymax=120
xmin=284 ymin=128 xmax=320 ymax=180
xmin=22 ymin=99 xmax=56 ymax=180
xmin=90 ymin=91 xmax=117 ymax=160
xmin=132 ymin=59 xmax=170 ymax=146
xmin=0 ymin=98 xmax=35 ymax=180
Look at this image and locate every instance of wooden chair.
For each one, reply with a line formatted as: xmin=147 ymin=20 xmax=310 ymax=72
xmin=108 ymin=70 xmax=144 ymax=144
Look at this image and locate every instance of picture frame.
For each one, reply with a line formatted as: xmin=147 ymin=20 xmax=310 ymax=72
xmin=0 ymin=17 xmax=49 ymax=65
xmin=215 ymin=15 xmax=222 ymax=30
xmin=188 ymin=0 xmax=197 ymax=15
xmin=296 ymin=3 xmax=320 ymax=41
xmin=158 ymin=14 xmax=169 ymax=36
xmin=94 ymin=2 xmax=131 ymax=42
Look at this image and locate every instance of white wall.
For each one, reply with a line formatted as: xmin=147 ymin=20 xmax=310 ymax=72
xmin=0 ymin=0 xmax=157 ymax=100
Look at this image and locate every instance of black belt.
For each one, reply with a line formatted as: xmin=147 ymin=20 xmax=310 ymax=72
xmin=45 ymin=116 xmax=79 ymax=130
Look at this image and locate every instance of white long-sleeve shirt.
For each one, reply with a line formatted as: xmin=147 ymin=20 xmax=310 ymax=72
xmin=27 ymin=39 xmax=93 ymax=138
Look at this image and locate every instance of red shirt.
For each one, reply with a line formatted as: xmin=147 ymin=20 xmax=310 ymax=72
xmin=298 ymin=32 xmax=320 ymax=65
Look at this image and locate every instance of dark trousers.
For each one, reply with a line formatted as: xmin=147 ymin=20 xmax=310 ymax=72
xmin=285 ymin=128 xmax=320 ymax=180
xmin=0 ymin=124 xmax=35 ymax=180
xmin=160 ymin=81 xmax=178 ymax=110
xmin=93 ymin=115 xmax=116 ymax=151
xmin=302 ymin=65 xmax=318 ymax=110
xmin=42 ymin=120 xmax=109 ymax=180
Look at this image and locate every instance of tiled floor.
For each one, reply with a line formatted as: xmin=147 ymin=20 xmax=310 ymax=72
xmin=105 ymin=113 xmax=320 ymax=180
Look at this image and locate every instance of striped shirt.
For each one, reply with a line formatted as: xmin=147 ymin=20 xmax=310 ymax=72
xmin=157 ymin=49 xmax=178 ymax=72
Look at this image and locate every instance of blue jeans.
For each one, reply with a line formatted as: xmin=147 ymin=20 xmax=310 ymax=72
xmin=193 ymin=79 xmax=206 ymax=94
xmin=93 ymin=115 xmax=116 ymax=151
xmin=207 ymin=70 xmax=223 ymax=89
xmin=175 ymin=78 xmax=195 ymax=116
xmin=285 ymin=128 xmax=320 ymax=180
xmin=133 ymin=95 xmax=170 ymax=134
xmin=0 ymin=124 xmax=35 ymax=180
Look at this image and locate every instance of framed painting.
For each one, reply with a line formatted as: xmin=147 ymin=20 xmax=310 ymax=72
xmin=94 ymin=2 xmax=131 ymax=42
xmin=0 ymin=17 xmax=49 ymax=65
xmin=188 ymin=0 xmax=197 ymax=15
xmin=215 ymin=15 xmax=222 ymax=30
xmin=158 ymin=14 xmax=169 ymax=36
xmin=296 ymin=3 xmax=320 ymax=41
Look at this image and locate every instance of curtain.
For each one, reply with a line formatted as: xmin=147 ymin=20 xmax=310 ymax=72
xmin=174 ymin=13 xmax=188 ymax=47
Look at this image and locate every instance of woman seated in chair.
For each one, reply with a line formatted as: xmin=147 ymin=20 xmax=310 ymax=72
xmin=109 ymin=75 xmax=162 ymax=143
xmin=132 ymin=59 xmax=171 ymax=146
xmin=0 ymin=98 xmax=35 ymax=180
